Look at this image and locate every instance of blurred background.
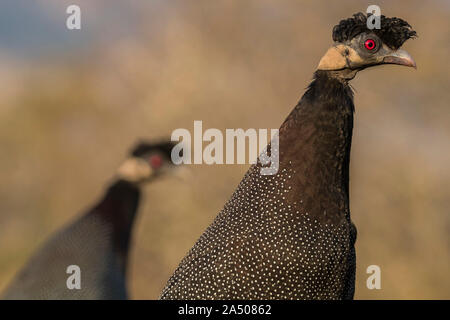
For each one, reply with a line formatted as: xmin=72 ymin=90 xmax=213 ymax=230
xmin=0 ymin=0 xmax=449 ymax=299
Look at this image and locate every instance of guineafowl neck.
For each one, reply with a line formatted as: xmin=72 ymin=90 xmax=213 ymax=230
xmin=277 ymin=70 xmax=354 ymax=224
xmin=92 ymin=180 xmax=141 ymax=274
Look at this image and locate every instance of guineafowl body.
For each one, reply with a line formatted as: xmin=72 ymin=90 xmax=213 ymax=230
xmin=2 ymin=141 xmax=178 ymax=300
xmin=161 ymin=13 xmax=416 ymax=300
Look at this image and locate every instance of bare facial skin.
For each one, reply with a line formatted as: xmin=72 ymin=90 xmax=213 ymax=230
xmin=318 ymin=33 xmax=416 ymax=71
xmin=117 ymin=157 xmax=153 ymax=183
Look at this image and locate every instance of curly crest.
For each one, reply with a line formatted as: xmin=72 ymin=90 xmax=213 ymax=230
xmin=332 ymin=12 xmax=417 ymax=49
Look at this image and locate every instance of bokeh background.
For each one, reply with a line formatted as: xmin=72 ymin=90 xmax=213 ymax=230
xmin=0 ymin=0 xmax=449 ymax=299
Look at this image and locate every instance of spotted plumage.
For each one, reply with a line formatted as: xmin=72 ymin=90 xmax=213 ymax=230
xmin=161 ymin=72 xmax=356 ymax=299
xmin=2 ymin=140 xmax=178 ymax=300
xmin=161 ymin=13 xmax=416 ymax=300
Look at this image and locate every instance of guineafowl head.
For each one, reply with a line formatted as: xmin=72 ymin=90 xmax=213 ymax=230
xmin=117 ymin=140 xmax=180 ymax=183
xmin=317 ymin=12 xmax=417 ymax=77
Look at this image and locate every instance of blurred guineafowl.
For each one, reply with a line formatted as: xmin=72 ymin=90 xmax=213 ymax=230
xmin=2 ymin=140 xmax=178 ymax=300
xmin=160 ymin=13 xmax=417 ymax=299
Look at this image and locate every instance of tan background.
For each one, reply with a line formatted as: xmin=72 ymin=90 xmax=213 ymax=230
xmin=0 ymin=0 xmax=449 ymax=299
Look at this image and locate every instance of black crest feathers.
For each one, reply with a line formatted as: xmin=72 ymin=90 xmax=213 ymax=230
xmin=332 ymin=12 xmax=417 ymax=49
xmin=130 ymin=140 xmax=176 ymax=158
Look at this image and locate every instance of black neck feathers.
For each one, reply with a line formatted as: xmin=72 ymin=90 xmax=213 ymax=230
xmin=305 ymin=70 xmax=355 ymax=111
xmin=91 ymin=180 xmax=141 ymax=274
xmin=278 ymin=70 xmax=354 ymax=224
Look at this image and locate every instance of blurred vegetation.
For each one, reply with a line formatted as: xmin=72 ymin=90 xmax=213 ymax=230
xmin=0 ymin=0 xmax=449 ymax=299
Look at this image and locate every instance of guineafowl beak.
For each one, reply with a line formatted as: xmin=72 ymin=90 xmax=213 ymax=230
xmin=382 ymin=49 xmax=416 ymax=68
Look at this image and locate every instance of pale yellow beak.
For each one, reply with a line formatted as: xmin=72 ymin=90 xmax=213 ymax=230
xmin=382 ymin=49 xmax=416 ymax=68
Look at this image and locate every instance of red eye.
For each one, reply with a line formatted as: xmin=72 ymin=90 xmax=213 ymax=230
xmin=149 ymin=155 xmax=163 ymax=169
xmin=364 ymin=39 xmax=376 ymax=50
